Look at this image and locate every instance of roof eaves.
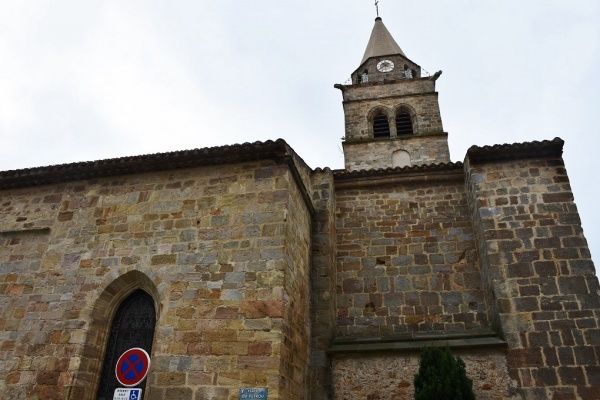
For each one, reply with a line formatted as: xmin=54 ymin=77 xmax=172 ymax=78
xmin=333 ymin=161 xmax=463 ymax=179
xmin=466 ymin=137 xmax=564 ymax=164
xmin=333 ymin=162 xmax=464 ymax=189
xmin=0 ymin=139 xmax=291 ymax=190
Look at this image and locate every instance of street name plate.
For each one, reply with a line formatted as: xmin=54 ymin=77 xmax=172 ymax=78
xmin=239 ymin=388 xmax=268 ymax=399
xmin=113 ymin=388 xmax=142 ymax=400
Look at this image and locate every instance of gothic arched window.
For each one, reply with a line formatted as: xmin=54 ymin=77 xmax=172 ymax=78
xmin=396 ymin=112 xmax=414 ymax=135
xmin=373 ymin=113 xmax=391 ymax=138
xmin=96 ymin=289 xmax=156 ymax=400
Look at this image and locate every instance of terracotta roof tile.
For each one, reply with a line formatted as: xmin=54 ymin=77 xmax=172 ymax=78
xmin=0 ymin=140 xmax=290 ymax=190
xmin=466 ymin=137 xmax=564 ymax=164
xmin=333 ymin=161 xmax=463 ymax=179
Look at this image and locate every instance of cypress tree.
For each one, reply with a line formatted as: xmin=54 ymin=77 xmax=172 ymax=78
xmin=414 ymin=346 xmax=476 ymax=400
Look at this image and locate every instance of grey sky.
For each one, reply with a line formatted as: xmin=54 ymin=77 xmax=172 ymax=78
xmin=1 ymin=1 xmax=599 ymax=270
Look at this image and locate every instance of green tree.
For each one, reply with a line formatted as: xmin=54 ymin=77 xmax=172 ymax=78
xmin=414 ymin=346 xmax=476 ymax=400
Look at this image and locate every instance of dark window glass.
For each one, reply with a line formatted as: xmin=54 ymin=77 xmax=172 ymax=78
xmin=396 ymin=112 xmax=414 ymax=135
xmin=373 ymin=114 xmax=390 ymax=138
xmin=96 ymin=290 xmax=156 ymax=400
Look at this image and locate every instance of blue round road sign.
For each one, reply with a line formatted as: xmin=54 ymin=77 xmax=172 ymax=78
xmin=115 ymin=348 xmax=151 ymax=387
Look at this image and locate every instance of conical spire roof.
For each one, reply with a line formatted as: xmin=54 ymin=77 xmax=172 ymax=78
xmin=360 ymin=17 xmax=405 ymax=65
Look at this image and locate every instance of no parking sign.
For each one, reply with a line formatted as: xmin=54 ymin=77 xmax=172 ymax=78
xmin=115 ymin=348 xmax=151 ymax=387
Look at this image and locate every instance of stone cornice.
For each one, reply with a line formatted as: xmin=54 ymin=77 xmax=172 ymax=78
xmin=0 ymin=140 xmax=291 ymax=190
xmin=328 ymin=330 xmax=506 ymax=354
xmin=333 ymin=162 xmax=464 ymax=190
xmin=342 ymin=132 xmax=448 ymax=144
xmin=466 ymin=137 xmax=564 ymax=164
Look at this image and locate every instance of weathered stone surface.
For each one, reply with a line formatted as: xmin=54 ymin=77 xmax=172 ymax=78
xmin=465 ymin=156 xmax=600 ymax=396
xmin=339 ymin=76 xmax=450 ymax=170
xmin=0 ymin=25 xmax=598 ymax=400
xmin=335 ymin=176 xmax=489 ymax=337
xmin=332 ymin=350 xmax=515 ymax=400
xmin=0 ymin=159 xmax=313 ymax=400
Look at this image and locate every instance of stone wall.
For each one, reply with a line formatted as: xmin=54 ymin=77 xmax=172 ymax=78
xmin=337 ymin=76 xmax=449 ymax=170
xmin=342 ymin=134 xmax=450 ymax=171
xmin=280 ymin=165 xmax=312 ymax=399
xmin=465 ymin=153 xmax=600 ymax=399
xmin=350 ymin=54 xmax=421 ymax=84
xmin=332 ymin=349 xmax=515 ymax=399
xmin=0 ymin=159 xmax=312 ymax=400
xmin=1 ymin=137 xmax=599 ymax=400
xmin=341 ymin=79 xmax=436 ymax=103
xmin=339 ymin=79 xmax=444 ymax=141
xmin=309 ymin=169 xmax=338 ymax=399
xmin=0 ymin=228 xmax=52 ymax=400
xmin=334 ymin=168 xmax=490 ymax=338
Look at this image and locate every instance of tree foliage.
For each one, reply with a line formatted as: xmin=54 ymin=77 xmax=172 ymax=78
xmin=414 ymin=346 xmax=476 ymax=400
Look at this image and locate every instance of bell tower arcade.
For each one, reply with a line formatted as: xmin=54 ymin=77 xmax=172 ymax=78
xmin=335 ymin=17 xmax=450 ymax=171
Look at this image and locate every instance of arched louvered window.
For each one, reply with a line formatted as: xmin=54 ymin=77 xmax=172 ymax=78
xmin=96 ymin=290 xmax=156 ymax=400
xmin=373 ymin=113 xmax=390 ymax=138
xmin=396 ymin=112 xmax=414 ymax=135
xmin=361 ymin=69 xmax=369 ymax=83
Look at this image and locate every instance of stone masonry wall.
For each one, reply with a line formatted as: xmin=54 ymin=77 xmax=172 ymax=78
xmin=465 ymin=155 xmax=600 ymax=399
xmin=280 ymin=167 xmax=312 ymax=399
xmin=309 ymin=169 xmax=338 ymax=400
xmin=342 ymin=92 xmax=443 ymax=142
xmin=0 ymin=159 xmax=311 ymax=400
xmin=338 ymin=77 xmax=449 ymax=170
xmin=0 ymin=229 xmax=52 ymax=399
xmin=342 ymin=79 xmax=435 ymax=102
xmin=342 ymin=135 xmax=451 ymax=171
xmin=350 ymin=54 xmax=421 ymax=84
xmin=335 ymin=172 xmax=490 ymax=337
xmin=332 ymin=349 xmax=515 ymax=399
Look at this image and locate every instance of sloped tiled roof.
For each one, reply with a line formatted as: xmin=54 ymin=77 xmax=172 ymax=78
xmin=331 ymin=162 xmax=464 ymax=189
xmin=0 ymin=137 xmax=566 ymax=190
xmin=333 ymin=161 xmax=463 ymax=179
xmin=0 ymin=140 xmax=292 ymax=190
xmin=466 ymin=137 xmax=564 ymax=164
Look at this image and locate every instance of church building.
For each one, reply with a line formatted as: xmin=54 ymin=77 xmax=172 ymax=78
xmin=0 ymin=16 xmax=598 ymax=400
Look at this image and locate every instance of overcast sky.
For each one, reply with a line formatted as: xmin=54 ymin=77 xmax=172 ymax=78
xmin=1 ymin=1 xmax=599 ymax=271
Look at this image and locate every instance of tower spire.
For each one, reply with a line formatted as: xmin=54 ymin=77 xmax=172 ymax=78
xmin=336 ymin=15 xmax=449 ymax=171
xmin=360 ymin=16 xmax=405 ymax=65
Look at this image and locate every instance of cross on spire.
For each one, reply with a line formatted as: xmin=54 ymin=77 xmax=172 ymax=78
xmin=375 ymin=1 xmax=380 ymax=17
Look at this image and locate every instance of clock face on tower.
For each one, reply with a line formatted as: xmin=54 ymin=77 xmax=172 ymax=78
xmin=376 ymin=60 xmax=394 ymax=72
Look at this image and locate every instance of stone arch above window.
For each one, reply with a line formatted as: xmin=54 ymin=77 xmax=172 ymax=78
xmin=392 ymin=149 xmax=411 ymax=168
xmin=394 ymin=104 xmax=417 ymax=136
xmin=96 ymin=289 xmax=156 ymax=400
xmin=368 ymin=107 xmax=392 ymax=139
xmin=69 ymin=270 xmax=160 ymax=400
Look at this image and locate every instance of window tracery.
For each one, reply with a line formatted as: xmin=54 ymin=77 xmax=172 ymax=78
xmin=96 ymin=289 xmax=156 ymax=400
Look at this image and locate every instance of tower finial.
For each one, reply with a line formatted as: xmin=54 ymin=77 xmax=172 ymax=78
xmin=375 ymin=0 xmax=380 ymax=18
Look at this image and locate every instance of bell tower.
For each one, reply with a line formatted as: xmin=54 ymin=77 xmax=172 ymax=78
xmin=335 ymin=17 xmax=450 ymax=171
